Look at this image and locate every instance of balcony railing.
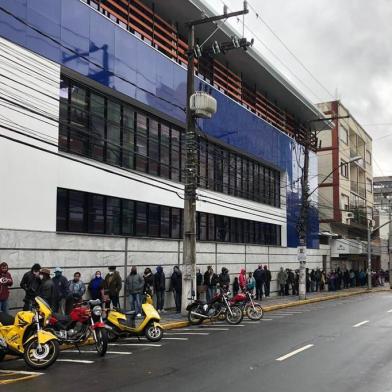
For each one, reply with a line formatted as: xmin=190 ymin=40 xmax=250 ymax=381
xmin=81 ymin=0 xmax=309 ymax=143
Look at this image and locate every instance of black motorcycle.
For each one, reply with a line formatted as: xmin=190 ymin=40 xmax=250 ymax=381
xmin=186 ymin=289 xmax=243 ymax=325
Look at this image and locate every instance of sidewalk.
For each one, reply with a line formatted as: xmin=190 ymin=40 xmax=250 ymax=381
xmin=160 ymin=286 xmax=391 ymax=329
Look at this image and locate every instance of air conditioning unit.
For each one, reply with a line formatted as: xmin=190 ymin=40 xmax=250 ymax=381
xmin=346 ymin=212 xmax=354 ymax=219
xmin=190 ymin=92 xmax=217 ymax=119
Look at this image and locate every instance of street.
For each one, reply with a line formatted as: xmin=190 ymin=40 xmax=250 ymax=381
xmin=2 ymin=292 xmax=392 ymax=392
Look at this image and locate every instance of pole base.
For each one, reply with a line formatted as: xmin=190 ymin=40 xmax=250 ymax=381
xmin=299 ymin=294 xmax=306 ymax=301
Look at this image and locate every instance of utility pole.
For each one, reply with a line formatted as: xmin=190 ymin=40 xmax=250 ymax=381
xmin=181 ymin=3 xmax=252 ymax=314
xmin=298 ymin=128 xmax=310 ymax=300
xmin=367 ymin=219 xmax=372 ymax=290
xmin=389 ymin=199 xmax=392 ymax=289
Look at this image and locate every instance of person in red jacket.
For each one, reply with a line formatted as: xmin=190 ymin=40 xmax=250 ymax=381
xmin=0 ymin=262 xmax=13 ymax=314
xmin=239 ymin=268 xmax=247 ymax=291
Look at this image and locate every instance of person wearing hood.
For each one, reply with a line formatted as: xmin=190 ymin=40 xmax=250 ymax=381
xmin=239 ymin=268 xmax=247 ymax=291
xmin=88 ymin=271 xmax=104 ymax=301
xmin=253 ymin=265 xmax=265 ymax=300
xmin=0 ymin=262 xmax=13 ymax=314
xmin=20 ymin=263 xmax=41 ymax=310
xmin=104 ymin=266 xmax=122 ymax=309
xmin=170 ymin=266 xmax=182 ymax=313
xmin=263 ymin=265 xmax=272 ymax=297
xmin=125 ymin=266 xmax=144 ymax=317
xmin=52 ymin=267 xmax=69 ymax=314
xmin=153 ymin=266 xmax=166 ymax=312
xmin=38 ymin=268 xmax=55 ymax=309
xmin=219 ymin=267 xmax=230 ymax=290
xmin=204 ymin=266 xmax=218 ymax=302
xmin=143 ymin=267 xmax=154 ymax=297
xmin=277 ymin=267 xmax=288 ymax=296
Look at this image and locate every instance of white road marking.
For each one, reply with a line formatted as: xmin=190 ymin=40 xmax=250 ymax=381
xmin=183 ymin=328 xmax=229 ymax=331
xmin=57 ymin=359 xmax=94 ymax=364
xmin=64 ymin=350 xmax=133 ymax=355
xmin=353 ymin=320 xmax=369 ymax=328
xmin=387 ymin=309 xmax=392 ymax=313
xmin=276 ymin=344 xmax=314 ymax=361
xmin=123 ymin=337 xmax=189 ymax=341
xmin=109 ymin=343 xmax=162 ymax=347
xmin=164 ymin=332 xmax=210 ymax=336
xmin=0 ymin=370 xmax=44 ymax=376
xmin=261 ymin=318 xmax=273 ymax=321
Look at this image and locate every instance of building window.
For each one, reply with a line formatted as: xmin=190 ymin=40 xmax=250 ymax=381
xmin=56 ymin=188 xmax=281 ymax=246
xmin=340 ymin=125 xmax=348 ymax=144
xmin=340 ymin=160 xmax=348 ymax=178
xmin=341 ymin=194 xmax=349 ymax=211
xmin=367 ymin=178 xmax=373 ymax=194
xmin=59 ymin=76 xmax=280 ymax=209
xmin=366 ymin=150 xmax=372 ymax=166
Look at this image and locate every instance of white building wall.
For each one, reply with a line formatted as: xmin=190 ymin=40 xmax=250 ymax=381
xmin=0 ymin=37 xmax=330 ymax=312
xmin=1 ymin=229 xmax=329 ymax=311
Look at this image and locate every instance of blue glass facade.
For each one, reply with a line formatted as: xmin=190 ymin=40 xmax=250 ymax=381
xmin=0 ymin=0 xmax=319 ymax=248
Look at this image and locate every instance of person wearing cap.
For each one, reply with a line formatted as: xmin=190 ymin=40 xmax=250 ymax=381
xmin=52 ymin=267 xmax=69 ymax=314
xmin=0 ymin=262 xmax=13 ymax=314
xmin=38 ymin=268 xmax=55 ymax=309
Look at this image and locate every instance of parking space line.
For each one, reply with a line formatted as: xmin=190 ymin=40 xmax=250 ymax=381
xmin=261 ymin=318 xmax=273 ymax=321
xmin=109 ymin=343 xmax=162 ymax=347
xmin=164 ymin=332 xmax=210 ymax=336
xmin=353 ymin=320 xmax=369 ymax=328
xmin=57 ymin=359 xmax=94 ymax=364
xmin=64 ymin=350 xmax=132 ymax=355
xmin=387 ymin=309 xmax=392 ymax=313
xmin=276 ymin=344 xmax=314 ymax=361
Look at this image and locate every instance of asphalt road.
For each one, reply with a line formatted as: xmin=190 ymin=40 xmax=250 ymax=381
xmin=3 ymin=292 xmax=392 ymax=392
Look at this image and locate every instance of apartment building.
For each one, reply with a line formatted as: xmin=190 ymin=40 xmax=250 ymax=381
xmin=317 ymin=101 xmax=373 ymax=270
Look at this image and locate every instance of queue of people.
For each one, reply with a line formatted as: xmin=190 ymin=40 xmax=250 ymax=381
xmin=0 ymin=261 xmax=388 ymax=316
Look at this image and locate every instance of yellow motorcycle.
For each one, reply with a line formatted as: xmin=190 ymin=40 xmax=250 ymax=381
xmin=0 ymin=296 xmax=59 ymax=369
xmin=105 ymin=294 xmax=163 ymax=342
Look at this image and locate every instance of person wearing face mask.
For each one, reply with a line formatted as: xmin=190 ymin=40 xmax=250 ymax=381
xmin=104 ymin=266 xmax=122 ymax=309
xmin=0 ymin=262 xmax=13 ymax=314
xmin=52 ymin=267 xmax=69 ymax=314
xmin=20 ymin=263 xmax=41 ymax=310
xmin=38 ymin=268 xmax=55 ymax=309
xmin=89 ymin=271 xmax=104 ymax=301
xmin=66 ymin=272 xmax=86 ymax=313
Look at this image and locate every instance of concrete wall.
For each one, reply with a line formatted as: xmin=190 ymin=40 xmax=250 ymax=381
xmin=1 ymin=229 xmax=330 ymax=311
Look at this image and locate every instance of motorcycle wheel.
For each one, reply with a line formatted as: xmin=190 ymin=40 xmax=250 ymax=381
xmin=23 ymin=338 xmax=59 ymax=370
xmin=144 ymin=323 xmax=163 ymax=342
xmin=225 ymin=305 xmax=243 ymax=325
xmin=245 ymin=303 xmax=264 ymax=320
xmin=188 ymin=304 xmax=204 ymax=325
xmin=94 ymin=328 xmax=108 ymax=357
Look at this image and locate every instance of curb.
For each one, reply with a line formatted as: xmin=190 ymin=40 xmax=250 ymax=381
xmin=161 ymin=288 xmax=390 ymax=329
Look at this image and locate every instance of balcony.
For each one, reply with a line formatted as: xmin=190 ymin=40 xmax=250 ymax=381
xmin=349 ymin=208 xmax=368 ymax=227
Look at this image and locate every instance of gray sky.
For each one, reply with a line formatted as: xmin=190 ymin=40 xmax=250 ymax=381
xmin=207 ymin=0 xmax=392 ymax=176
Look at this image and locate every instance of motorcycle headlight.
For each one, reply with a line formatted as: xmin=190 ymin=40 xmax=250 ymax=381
xmin=92 ymin=305 xmax=102 ymax=316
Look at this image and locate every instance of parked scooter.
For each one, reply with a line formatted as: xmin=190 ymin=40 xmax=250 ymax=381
xmin=0 ymin=296 xmax=59 ymax=369
xmin=45 ymin=299 xmax=108 ymax=356
xmin=105 ymin=294 xmax=163 ymax=342
xmin=187 ymin=288 xmax=243 ymax=325
xmin=230 ymin=290 xmax=263 ymax=320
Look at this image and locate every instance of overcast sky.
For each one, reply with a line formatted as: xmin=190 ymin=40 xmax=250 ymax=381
xmin=207 ymin=0 xmax=392 ymax=176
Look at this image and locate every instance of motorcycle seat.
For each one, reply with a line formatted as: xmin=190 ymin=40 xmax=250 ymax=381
xmin=0 ymin=312 xmax=14 ymax=326
xmin=111 ymin=308 xmax=136 ymax=316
